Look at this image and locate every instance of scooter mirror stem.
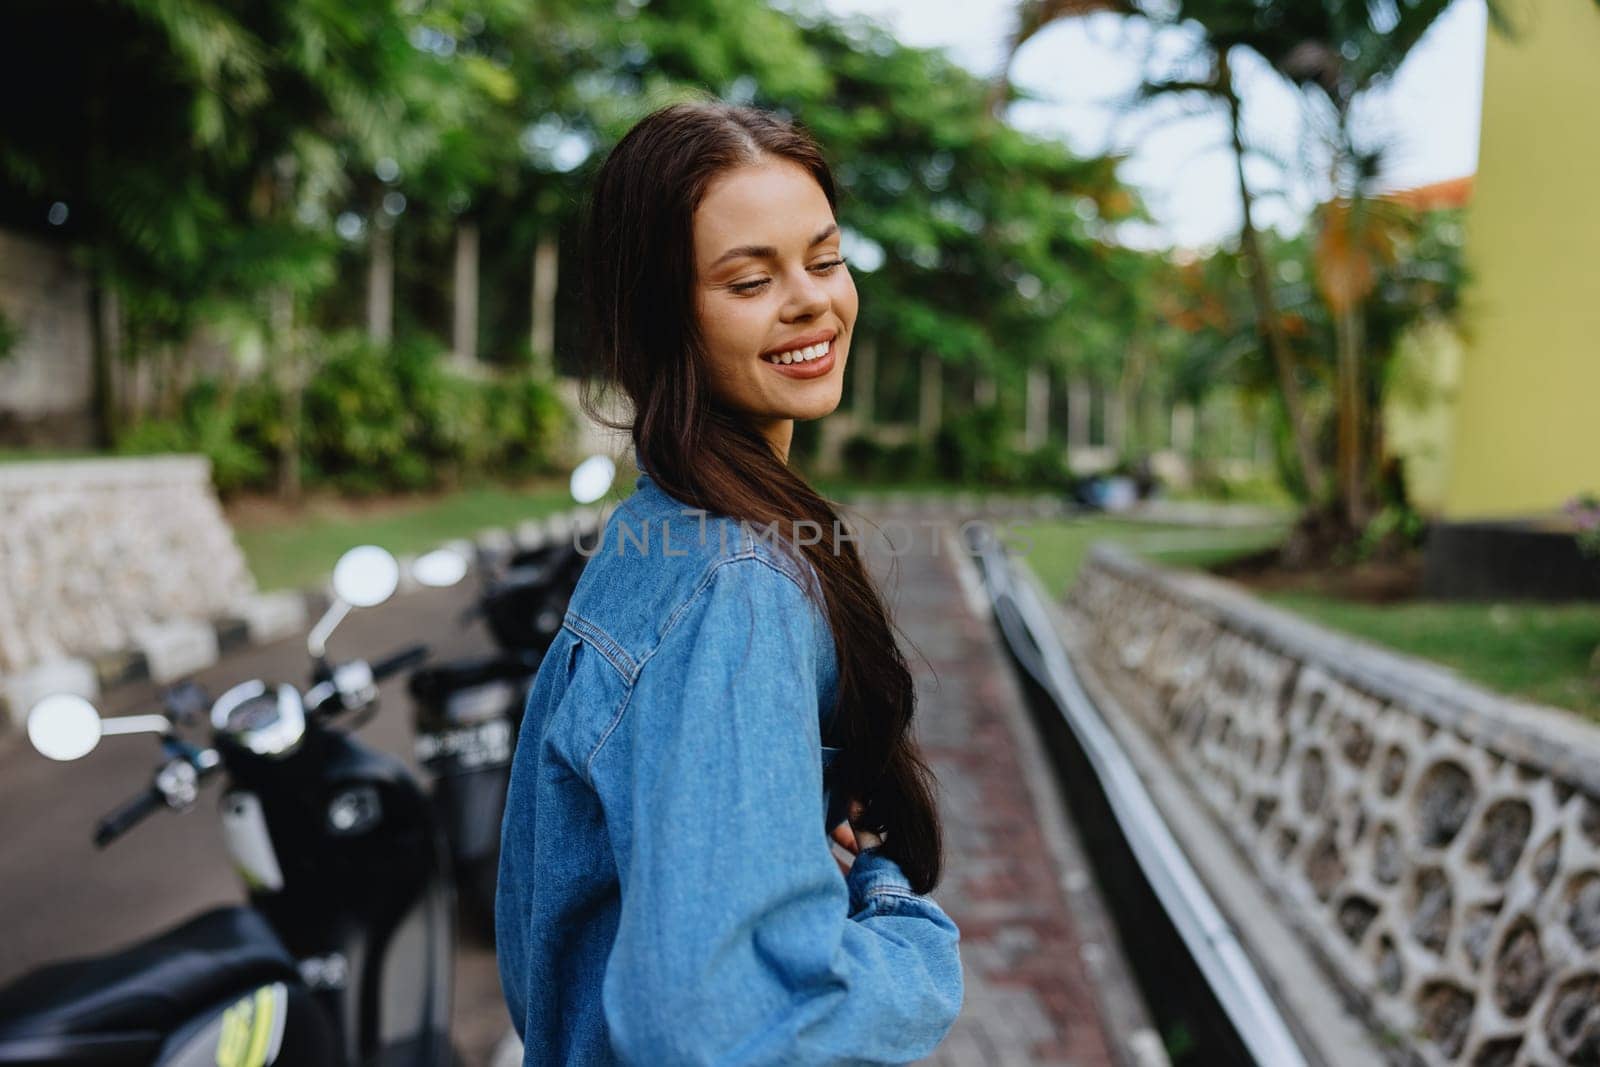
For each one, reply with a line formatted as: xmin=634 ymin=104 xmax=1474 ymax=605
xmin=100 ymin=714 xmax=175 ymax=737
xmin=307 ymin=597 xmax=352 ymax=660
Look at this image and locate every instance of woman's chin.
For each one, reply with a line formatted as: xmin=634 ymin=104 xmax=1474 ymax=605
xmin=785 ymin=391 xmax=844 ymax=422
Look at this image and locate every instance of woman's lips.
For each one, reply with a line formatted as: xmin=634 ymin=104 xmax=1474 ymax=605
xmin=760 ymin=338 xmax=836 ymax=380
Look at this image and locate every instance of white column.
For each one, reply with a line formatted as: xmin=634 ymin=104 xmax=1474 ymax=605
xmin=974 ymin=373 xmax=997 ymax=407
xmin=1068 ymin=378 xmax=1092 ymax=448
xmin=918 ymin=352 xmax=942 ymax=443
xmin=367 ymin=218 xmax=394 ymax=345
xmin=1025 ymin=363 xmax=1049 ymax=450
xmin=452 ymin=220 xmax=479 ymax=364
xmin=1105 ymin=384 xmax=1126 ymax=452
xmin=531 ymin=234 xmax=558 ymax=377
xmin=853 ymin=335 xmax=877 ymax=424
xmin=1172 ymin=403 xmax=1196 ymax=455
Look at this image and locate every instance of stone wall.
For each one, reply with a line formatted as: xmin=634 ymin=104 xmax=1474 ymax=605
xmin=0 ymin=457 xmax=275 ymax=724
xmin=1068 ymin=545 xmax=1600 ymax=1067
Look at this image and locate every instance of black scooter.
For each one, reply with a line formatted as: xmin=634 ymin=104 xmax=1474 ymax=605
xmin=407 ymin=455 xmax=615 ymax=933
xmin=0 ymin=544 xmax=468 ymax=1067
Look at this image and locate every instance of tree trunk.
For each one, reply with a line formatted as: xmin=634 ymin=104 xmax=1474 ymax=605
xmin=271 ymin=286 xmax=300 ymax=501
xmin=1221 ymin=50 xmax=1325 ymax=502
xmin=530 ymin=233 xmax=558 ymax=378
xmin=1336 ymin=303 xmax=1365 ymax=528
xmin=453 ymin=220 xmax=479 ymax=365
xmin=88 ymin=278 xmax=119 ymax=449
xmin=367 ymin=213 xmax=394 ymax=346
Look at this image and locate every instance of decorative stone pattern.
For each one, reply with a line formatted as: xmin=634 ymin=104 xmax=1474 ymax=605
xmin=0 ymin=457 xmax=256 ymax=676
xmin=1068 ymin=545 xmax=1600 ymax=1067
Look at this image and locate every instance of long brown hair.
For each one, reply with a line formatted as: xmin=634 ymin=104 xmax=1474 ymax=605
xmin=577 ymin=97 xmax=944 ymax=893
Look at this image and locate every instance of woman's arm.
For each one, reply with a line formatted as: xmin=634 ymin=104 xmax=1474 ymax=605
xmin=591 ymin=555 xmax=963 ymax=1066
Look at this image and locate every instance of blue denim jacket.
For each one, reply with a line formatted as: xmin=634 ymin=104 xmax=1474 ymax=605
xmin=495 ymin=462 xmax=964 ymax=1065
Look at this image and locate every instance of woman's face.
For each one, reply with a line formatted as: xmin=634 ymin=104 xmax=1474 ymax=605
xmin=693 ymin=157 xmax=857 ymax=460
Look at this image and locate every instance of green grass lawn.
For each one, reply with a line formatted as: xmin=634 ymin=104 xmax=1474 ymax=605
xmin=232 ymin=482 xmax=584 ymax=592
xmin=0 ymin=448 xmax=109 ymax=463
xmin=1261 ymin=594 xmax=1600 ymax=717
xmin=1012 ymin=517 xmax=1291 ymax=601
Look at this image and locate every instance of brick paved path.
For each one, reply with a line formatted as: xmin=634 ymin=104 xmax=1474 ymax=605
xmin=848 ymin=510 xmax=1132 ymax=1067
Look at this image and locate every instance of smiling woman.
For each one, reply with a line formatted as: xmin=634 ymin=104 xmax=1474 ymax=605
xmin=692 ymin=159 xmax=857 ymax=449
xmin=494 ymin=98 xmax=963 ymax=1065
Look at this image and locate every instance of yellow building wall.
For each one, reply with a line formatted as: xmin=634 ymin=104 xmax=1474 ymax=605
xmin=1442 ymin=0 xmax=1600 ymax=520
xmin=1386 ymin=315 xmax=1463 ymax=514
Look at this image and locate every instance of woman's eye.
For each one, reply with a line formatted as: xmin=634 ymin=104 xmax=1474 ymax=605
xmin=730 ymin=258 xmax=848 ymax=294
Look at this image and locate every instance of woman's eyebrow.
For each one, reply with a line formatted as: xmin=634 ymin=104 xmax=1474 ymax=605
xmin=710 ymin=223 xmax=839 ymax=269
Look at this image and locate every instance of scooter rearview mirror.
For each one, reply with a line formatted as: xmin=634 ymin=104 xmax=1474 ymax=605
xmin=332 ymin=545 xmax=401 ymax=608
xmin=570 ymin=454 xmax=616 ymax=505
xmin=310 ymin=545 xmax=403 ymax=660
xmin=27 ymin=694 xmax=103 ymax=761
xmin=412 ymin=548 xmax=470 ymax=589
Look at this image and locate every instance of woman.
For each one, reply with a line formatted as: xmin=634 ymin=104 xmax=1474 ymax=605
xmin=496 ymin=98 xmax=964 ymax=1065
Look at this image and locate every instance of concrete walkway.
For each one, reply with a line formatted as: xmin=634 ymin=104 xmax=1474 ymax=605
xmin=848 ymin=507 xmax=1160 ymax=1067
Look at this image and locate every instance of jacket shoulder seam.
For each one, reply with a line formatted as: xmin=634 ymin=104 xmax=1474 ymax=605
xmin=582 ymin=550 xmax=807 ymax=783
xmin=561 ymin=612 xmax=637 ymax=682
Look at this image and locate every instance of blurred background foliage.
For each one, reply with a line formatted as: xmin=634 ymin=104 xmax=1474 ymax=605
xmin=0 ymin=0 xmax=1473 ymax=552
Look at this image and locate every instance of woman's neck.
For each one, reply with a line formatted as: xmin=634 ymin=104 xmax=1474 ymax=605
xmin=754 ymin=417 xmax=794 ymax=465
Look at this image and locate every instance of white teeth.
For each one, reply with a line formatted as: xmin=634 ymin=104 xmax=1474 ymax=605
xmin=764 ymin=339 xmax=831 ymax=365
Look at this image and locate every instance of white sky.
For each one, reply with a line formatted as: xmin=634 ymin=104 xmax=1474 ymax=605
xmin=815 ymin=0 xmax=1487 ymax=250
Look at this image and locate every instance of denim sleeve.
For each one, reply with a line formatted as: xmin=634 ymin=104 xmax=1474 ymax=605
xmin=594 ymin=556 xmax=964 ymax=1066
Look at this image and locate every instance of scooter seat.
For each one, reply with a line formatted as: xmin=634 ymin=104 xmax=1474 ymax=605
xmin=0 ymin=906 xmax=298 ymax=1042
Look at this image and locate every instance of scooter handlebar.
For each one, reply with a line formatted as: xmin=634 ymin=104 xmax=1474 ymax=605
xmin=94 ymin=787 xmax=164 ymax=848
xmin=371 ymin=643 xmax=430 ymax=682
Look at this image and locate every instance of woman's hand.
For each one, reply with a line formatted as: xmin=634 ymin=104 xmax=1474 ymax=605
xmin=829 ymin=799 xmax=884 ymax=876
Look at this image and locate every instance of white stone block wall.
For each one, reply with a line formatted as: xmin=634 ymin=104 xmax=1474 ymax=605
xmin=0 ymin=456 xmax=257 ymax=703
xmin=1069 ymin=545 xmax=1600 ymax=1067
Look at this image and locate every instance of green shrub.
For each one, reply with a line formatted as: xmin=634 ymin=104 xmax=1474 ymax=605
xmin=1356 ymin=502 xmax=1427 ymax=562
xmin=302 ymin=333 xmax=418 ymax=492
xmin=116 ymin=331 xmax=571 ymax=497
xmin=837 ymin=435 xmax=929 ymax=481
xmin=841 ymin=434 xmax=889 ymax=478
xmin=882 ymin=441 xmax=928 ymax=480
xmin=1018 ymin=444 xmax=1073 ymax=487
xmin=932 ymin=406 xmax=1069 ymax=487
xmin=116 ymin=380 xmax=270 ymax=494
xmin=486 ymin=373 xmax=571 ymax=477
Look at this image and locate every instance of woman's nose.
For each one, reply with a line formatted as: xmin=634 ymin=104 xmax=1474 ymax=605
xmin=783 ymin=266 xmax=831 ymax=319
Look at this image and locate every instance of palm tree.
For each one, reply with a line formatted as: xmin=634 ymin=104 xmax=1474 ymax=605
xmin=996 ymin=0 xmax=1507 ymax=533
xmin=993 ymin=0 xmax=1330 ymax=505
xmin=1255 ymin=0 xmax=1509 ymax=528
